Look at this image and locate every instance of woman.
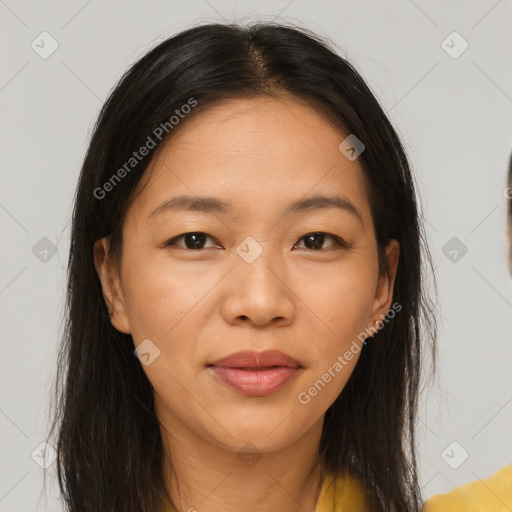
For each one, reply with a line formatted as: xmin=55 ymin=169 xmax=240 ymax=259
xmin=47 ymin=21 xmax=511 ymax=511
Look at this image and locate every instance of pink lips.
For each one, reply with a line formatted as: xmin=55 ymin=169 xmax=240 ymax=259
xmin=207 ymin=349 xmax=302 ymax=396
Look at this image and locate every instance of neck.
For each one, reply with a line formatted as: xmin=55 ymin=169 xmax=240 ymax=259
xmin=157 ymin=403 xmax=326 ymax=512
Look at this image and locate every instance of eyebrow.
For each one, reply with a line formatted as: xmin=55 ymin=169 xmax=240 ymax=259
xmin=148 ymin=194 xmax=363 ymax=224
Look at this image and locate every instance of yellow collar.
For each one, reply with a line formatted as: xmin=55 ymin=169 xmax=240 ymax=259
xmin=314 ymin=471 xmax=371 ymax=511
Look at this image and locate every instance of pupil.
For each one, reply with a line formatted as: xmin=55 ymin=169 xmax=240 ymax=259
xmin=305 ymin=233 xmax=324 ymax=250
xmin=185 ymin=233 xmax=206 ymax=249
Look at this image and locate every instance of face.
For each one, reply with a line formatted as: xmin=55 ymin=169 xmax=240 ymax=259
xmin=94 ymin=94 xmax=399 ymax=454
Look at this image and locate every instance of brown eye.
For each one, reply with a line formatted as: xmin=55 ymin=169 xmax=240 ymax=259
xmin=294 ymin=232 xmax=348 ymax=251
xmin=164 ymin=231 xmax=349 ymax=251
xmin=165 ymin=232 xmax=218 ymax=250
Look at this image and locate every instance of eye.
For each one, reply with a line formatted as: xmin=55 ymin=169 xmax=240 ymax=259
xmin=164 ymin=232 xmax=219 ymax=250
xmin=293 ymin=232 xmax=349 ymax=251
xmin=164 ymin=231 xmax=349 ymax=251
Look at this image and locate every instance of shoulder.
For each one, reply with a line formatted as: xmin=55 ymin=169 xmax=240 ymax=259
xmin=423 ymin=465 xmax=512 ymax=511
xmin=316 ymin=466 xmax=512 ymax=511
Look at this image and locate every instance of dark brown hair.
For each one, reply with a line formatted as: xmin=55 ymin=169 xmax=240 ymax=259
xmin=47 ymin=21 xmax=438 ymax=512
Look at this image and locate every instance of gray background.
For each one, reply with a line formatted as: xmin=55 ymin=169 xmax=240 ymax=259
xmin=1 ymin=0 xmax=511 ymax=510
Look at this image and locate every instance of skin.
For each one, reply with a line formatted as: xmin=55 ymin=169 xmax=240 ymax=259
xmin=94 ymin=93 xmax=399 ymax=512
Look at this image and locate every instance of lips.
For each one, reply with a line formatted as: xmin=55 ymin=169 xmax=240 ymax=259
xmin=208 ymin=349 xmax=301 ymax=369
xmin=207 ymin=350 xmax=302 ymax=396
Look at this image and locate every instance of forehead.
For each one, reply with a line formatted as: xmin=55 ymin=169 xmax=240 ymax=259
xmin=129 ymin=94 xmax=373 ymax=226
xmin=166 ymin=93 xmax=348 ymax=156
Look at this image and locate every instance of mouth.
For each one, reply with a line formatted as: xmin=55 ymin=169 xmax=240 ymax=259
xmin=208 ymin=349 xmax=301 ymax=369
xmin=207 ymin=350 xmax=303 ymax=396
xmin=208 ymin=366 xmax=302 ymax=396
xmin=225 ymin=366 xmax=286 ymax=370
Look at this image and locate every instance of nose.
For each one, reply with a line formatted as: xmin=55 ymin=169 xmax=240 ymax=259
xmin=220 ymin=253 xmax=296 ymax=327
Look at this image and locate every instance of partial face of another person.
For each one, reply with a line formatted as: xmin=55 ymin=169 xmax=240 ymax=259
xmin=95 ymin=93 xmax=399 ymax=454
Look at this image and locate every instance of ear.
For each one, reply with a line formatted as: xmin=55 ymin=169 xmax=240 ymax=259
xmin=368 ymin=239 xmax=400 ymax=329
xmin=93 ymin=236 xmax=131 ymax=334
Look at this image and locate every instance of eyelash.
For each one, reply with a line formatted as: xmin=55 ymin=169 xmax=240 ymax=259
xmin=163 ymin=232 xmax=350 ymax=251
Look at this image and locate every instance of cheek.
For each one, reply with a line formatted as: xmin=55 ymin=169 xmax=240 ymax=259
xmin=304 ymin=256 xmax=378 ymax=336
xmin=292 ymin=266 xmax=377 ymax=414
xmin=299 ymin=255 xmax=378 ymax=382
xmin=121 ymin=251 xmax=216 ymax=342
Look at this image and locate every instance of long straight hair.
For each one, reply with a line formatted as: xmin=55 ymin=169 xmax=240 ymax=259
xmin=47 ymin=21 xmax=437 ymax=512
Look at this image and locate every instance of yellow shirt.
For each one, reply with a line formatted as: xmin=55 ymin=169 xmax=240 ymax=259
xmin=314 ymin=465 xmax=512 ymax=512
